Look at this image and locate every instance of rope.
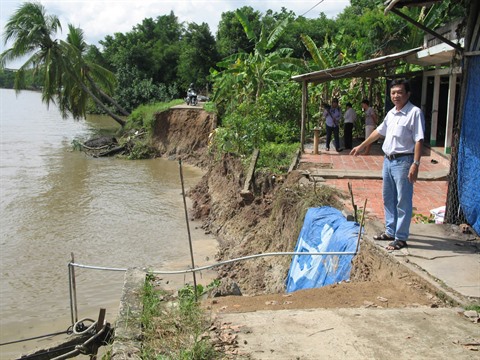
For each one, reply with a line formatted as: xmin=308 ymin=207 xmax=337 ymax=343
xmin=69 ymin=250 xmax=358 ymax=274
xmin=0 ymin=327 xmax=72 ymax=346
xmin=72 ymin=318 xmax=97 ymax=335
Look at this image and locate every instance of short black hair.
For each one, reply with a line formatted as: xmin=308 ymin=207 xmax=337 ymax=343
xmin=346 ymin=102 xmax=352 ymax=107
xmin=361 ymin=99 xmax=369 ymax=105
xmin=332 ymin=98 xmax=338 ymax=103
xmin=391 ymin=78 xmax=410 ymax=92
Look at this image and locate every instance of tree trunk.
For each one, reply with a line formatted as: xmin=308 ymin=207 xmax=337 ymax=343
xmin=79 ymin=81 xmax=126 ymax=127
xmin=86 ymin=75 xmax=130 ymax=116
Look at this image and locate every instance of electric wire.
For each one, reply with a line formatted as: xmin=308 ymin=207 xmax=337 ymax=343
xmin=301 ymin=0 xmax=325 ymax=17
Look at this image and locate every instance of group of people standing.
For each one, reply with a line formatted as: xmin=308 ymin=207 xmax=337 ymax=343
xmin=322 ymin=98 xmax=377 ymax=153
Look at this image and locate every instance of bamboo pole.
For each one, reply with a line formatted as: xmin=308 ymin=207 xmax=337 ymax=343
xmin=178 ymin=159 xmax=198 ymax=301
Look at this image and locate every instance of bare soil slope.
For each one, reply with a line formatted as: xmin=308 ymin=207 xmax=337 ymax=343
xmin=153 ymin=107 xmax=216 ymax=167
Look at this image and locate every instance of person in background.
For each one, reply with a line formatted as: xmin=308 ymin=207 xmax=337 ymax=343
xmin=361 ymin=99 xmax=377 ymax=155
xmin=343 ymin=102 xmax=356 ymax=150
xmin=350 ymin=79 xmax=425 ymax=251
xmin=323 ymin=98 xmax=342 ymax=152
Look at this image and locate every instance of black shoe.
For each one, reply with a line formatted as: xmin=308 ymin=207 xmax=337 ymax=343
xmin=336 ymin=148 xmax=343 ymax=152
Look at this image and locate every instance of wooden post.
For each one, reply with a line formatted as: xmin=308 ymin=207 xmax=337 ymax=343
xmin=313 ymin=128 xmax=320 ymax=155
xmin=90 ymin=308 xmax=106 ymax=360
xmin=240 ymin=149 xmax=260 ymax=202
xmin=355 ymin=199 xmax=368 ymax=254
xmin=301 ymin=81 xmax=307 ymax=153
xmin=445 ymin=73 xmax=457 ymax=154
xmin=348 ymin=182 xmax=358 ymax=223
xmin=430 ymin=73 xmax=440 ymax=146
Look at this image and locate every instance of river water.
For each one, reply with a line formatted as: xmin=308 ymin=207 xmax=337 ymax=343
xmin=0 ymin=89 xmax=217 ymax=357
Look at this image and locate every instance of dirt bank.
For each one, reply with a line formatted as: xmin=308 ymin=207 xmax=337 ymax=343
xmin=153 ymin=107 xmax=216 ymax=168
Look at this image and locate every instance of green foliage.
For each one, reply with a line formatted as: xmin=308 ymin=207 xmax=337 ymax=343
xmin=115 ymin=65 xmax=179 ymax=112
xmin=0 ymin=69 xmax=16 ymax=88
xmin=126 ymin=139 xmax=159 ymax=160
xmin=216 ymin=6 xmax=262 ymax=58
xmin=464 ymin=304 xmax=480 ymax=312
xmin=202 ymin=101 xmax=216 ymax=113
xmin=141 ymin=280 xmax=218 ymax=360
xmin=141 ymin=275 xmax=164 ymax=332
xmin=257 ymin=142 xmax=300 ymax=173
xmin=177 ymin=22 xmax=219 ymax=91
xmin=211 ymin=8 xmax=302 ymax=110
xmin=412 ymin=211 xmax=435 ymax=224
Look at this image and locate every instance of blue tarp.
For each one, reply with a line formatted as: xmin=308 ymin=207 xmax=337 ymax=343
xmin=458 ymin=55 xmax=480 ymax=234
xmin=286 ymin=207 xmax=360 ymax=293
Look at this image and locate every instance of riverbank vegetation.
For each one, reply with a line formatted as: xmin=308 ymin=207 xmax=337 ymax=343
xmin=141 ymin=277 xmax=218 ymax=359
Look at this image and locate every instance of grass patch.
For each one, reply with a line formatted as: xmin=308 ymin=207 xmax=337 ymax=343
xmin=127 ymin=99 xmax=184 ymax=133
xmin=464 ymin=304 xmax=480 ymax=312
xmin=141 ymin=277 xmax=218 ymax=360
xmin=203 ymin=101 xmax=216 ymax=113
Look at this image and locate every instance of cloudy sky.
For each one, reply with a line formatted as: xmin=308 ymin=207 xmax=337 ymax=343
xmin=1 ymin=0 xmax=350 ymax=68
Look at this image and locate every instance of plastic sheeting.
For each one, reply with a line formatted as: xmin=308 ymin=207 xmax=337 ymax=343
xmin=458 ymin=55 xmax=480 ymax=234
xmin=286 ymin=207 xmax=361 ymax=293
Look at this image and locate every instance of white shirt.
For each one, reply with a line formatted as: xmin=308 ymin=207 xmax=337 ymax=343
xmin=377 ymin=101 xmax=425 ymax=155
xmin=344 ymin=108 xmax=356 ymax=124
xmin=324 ymin=107 xmax=342 ymax=127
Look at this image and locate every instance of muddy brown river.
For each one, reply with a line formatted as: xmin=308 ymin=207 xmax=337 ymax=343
xmin=0 ymin=89 xmax=217 ymax=358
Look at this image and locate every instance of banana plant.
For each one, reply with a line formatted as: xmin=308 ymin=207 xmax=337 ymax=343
xmin=211 ymin=8 xmax=303 ymax=106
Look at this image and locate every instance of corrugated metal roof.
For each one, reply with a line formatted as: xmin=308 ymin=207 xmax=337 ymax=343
xmin=384 ymin=0 xmax=443 ymax=13
xmin=291 ymin=47 xmax=422 ymax=84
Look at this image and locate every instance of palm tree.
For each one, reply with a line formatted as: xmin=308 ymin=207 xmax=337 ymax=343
xmin=61 ymin=25 xmax=129 ymax=125
xmin=1 ymin=2 xmax=128 ymax=127
xmin=1 ymin=2 xmax=64 ymax=104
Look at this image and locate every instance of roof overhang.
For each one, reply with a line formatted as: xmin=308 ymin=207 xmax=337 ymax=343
xmin=384 ymin=0 xmax=443 ymax=14
xmin=406 ymin=38 xmax=464 ymax=66
xmin=291 ymin=47 xmax=422 ymax=84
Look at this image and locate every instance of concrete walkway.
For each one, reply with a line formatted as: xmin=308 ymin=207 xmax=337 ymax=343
xmin=219 ymin=307 xmax=479 ymax=359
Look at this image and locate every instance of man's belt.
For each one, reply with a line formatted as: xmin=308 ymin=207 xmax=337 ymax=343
xmin=385 ymin=153 xmax=413 ymax=160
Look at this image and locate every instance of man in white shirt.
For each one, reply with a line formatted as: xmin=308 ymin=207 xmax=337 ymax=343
xmin=343 ymin=102 xmax=356 ymax=150
xmin=350 ymin=79 xmax=425 ymax=251
xmin=323 ymin=98 xmax=342 ymax=152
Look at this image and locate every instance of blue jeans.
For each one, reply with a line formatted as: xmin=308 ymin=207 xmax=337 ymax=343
xmin=382 ymin=155 xmax=414 ymax=241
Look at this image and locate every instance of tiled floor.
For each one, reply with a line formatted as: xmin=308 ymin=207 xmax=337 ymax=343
xmin=300 ymin=141 xmax=450 ymax=222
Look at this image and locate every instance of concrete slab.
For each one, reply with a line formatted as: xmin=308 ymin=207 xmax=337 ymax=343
xmin=217 ymin=307 xmax=479 ymax=359
xmin=369 ymin=222 xmax=480 ymax=300
xmin=302 ymin=168 xmax=447 ymax=181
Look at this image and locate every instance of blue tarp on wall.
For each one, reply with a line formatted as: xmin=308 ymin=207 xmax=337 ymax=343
xmin=458 ymin=55 xmax=480 ymax=234
xmin=286 ymin=207 xmax=360 ymax=293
